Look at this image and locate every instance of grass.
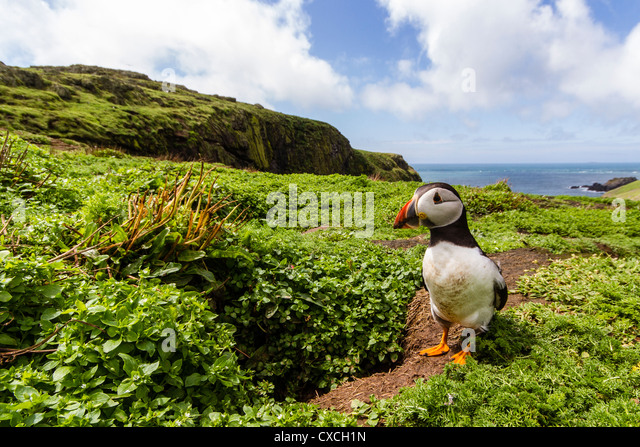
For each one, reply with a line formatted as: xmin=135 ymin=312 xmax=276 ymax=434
xmin=604 ymin=180 xmax=640 ymax=201
xmin=0 ymin=131 xmax=638 ymax=427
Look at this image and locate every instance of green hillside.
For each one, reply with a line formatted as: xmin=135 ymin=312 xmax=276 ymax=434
xmin=603 ymin=180 xmax=640 ymax=201
xmin=0 ymin=62 xmax=420 ymax=181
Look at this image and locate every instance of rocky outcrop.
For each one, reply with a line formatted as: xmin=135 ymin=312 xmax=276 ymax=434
xmin=573 ymin=177 xmax=638 ymax=192
xmin=0 ymin=63 xmax=421 ymax=181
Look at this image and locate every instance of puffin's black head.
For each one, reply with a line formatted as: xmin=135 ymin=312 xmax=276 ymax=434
xmin=393 ymin=182 xmax=465 ymax=230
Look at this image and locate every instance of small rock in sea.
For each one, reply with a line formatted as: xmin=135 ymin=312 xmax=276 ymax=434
xmin=585 ymin=182 xmax=606 ymax=192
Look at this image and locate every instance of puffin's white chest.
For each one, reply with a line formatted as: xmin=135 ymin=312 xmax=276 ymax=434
xmin=422 ymin=242 xmax=498 ymax=329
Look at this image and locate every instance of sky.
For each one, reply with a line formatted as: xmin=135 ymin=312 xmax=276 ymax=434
xmin=1 ymin=0 xmax=639 ymax=164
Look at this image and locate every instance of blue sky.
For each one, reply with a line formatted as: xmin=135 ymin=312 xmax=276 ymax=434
xmin=1 ymin=0 xmax=639 ymax=164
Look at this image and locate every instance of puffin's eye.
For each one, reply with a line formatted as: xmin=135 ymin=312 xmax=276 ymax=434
xmin=433 ymin=192 xmax=443 ymax=204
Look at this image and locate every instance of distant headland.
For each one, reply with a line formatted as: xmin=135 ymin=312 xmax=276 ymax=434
xmin=572 ymin=177 xmax=638 ymax=193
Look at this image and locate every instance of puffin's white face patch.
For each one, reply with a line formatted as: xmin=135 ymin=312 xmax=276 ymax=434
xmin=416 ymin=188 xmax=463 ymax=228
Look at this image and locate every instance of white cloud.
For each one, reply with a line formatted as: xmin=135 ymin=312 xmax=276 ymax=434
xmin=364 ymin=0 xmax=640 ymax=120
xmin=0 ymin=0 xmax=353 ymax=110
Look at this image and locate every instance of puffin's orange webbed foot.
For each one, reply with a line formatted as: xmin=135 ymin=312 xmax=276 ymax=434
xmin=419 ymin=328 xmax=450 ymax=357
xmin=451 ymin=349 xmax=471 ymax=365
xmin=419 ymin=342 xmax=450 ymax=357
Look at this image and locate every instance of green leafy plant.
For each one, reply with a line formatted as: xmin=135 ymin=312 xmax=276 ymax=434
xmin=459 ymin=180 xmax=536 ymax=216
xmin=0 ymin=252 xmax=263 ymax=426
xmin=52 ymin=164 xmax=246 ymax=287
xmin=0 ymin=131 xmax=55 ymax=197
xmin=215 ymin=226 xmax=423 ymax=395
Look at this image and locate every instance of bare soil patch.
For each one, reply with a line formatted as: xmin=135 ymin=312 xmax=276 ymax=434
xmin=308 ymin=247 xmax=560 ymax=413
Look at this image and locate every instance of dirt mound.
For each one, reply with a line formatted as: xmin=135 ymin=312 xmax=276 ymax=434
xmin=308 ymin=247 xmax=558 ymax=413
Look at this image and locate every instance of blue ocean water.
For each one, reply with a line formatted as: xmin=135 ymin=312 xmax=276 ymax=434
xmin=413 ymin=163 xmax=640 ymax=197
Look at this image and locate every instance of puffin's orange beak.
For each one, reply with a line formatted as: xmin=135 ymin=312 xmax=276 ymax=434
xmin=394 ymin=197 xmax=418 ymax=229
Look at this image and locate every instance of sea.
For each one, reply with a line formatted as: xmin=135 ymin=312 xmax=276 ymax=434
xmin=413 ymin=163 xmax=640 ymax=197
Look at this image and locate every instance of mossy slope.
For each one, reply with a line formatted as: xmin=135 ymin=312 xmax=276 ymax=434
xmin=603 ymin=180 xmax=640 ymax=201
xmin=0 ymin=62 xmax=420 ymax=181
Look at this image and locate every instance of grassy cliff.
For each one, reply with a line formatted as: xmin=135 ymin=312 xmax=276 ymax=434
xmin=604 ymin=180 xmax=640 ymax=201
xmin=0 ymin=62 xmax=420 ymax=181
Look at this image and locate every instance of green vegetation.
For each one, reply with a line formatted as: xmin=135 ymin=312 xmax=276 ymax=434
xmin=0 ymin=63 xmax=420 ymax=181
xmin=1 ymin=131 xmax=639 ymax=427
xmin=604 ymin=180 xmax=640 ymax=201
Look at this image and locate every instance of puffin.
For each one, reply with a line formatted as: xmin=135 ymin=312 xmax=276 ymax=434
xmin=393 ymin=182 xmax=508 ymax=365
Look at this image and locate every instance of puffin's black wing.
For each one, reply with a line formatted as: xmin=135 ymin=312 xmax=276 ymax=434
xmin=492 ymin=258 xmax=508 ymax=311
xmin=494 ymin=279 xmax=508 ymax=311
xmin=422 ymin=273 xmax=429 ymax=293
